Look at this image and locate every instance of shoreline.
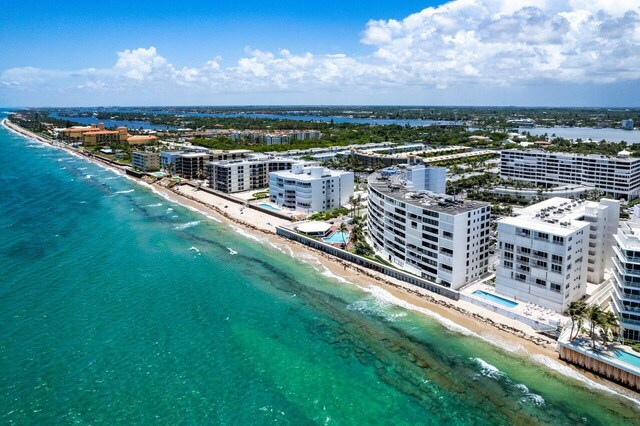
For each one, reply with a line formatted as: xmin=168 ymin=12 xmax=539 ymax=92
xmin=3 ymin=117 xmax=639 ymax=403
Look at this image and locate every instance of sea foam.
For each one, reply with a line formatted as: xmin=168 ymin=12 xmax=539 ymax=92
xmin=174 ymin=221 xmax=202 ymax=230
xmin=471 ymin=357 xmax=504 ymax=379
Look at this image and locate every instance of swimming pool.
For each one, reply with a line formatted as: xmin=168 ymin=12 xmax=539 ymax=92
xmin=613 ymin=349 xmax=640 ymax=368
xmin=323 ymin=231 xmax=349 ymax=244
xmin=472 ymin=290 xmax=519 ymax=308
xmin=259 ymin=203 xmax=281 ymax=212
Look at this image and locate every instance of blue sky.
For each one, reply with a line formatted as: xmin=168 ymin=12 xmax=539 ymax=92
xmin=2 ymin=0 xmax=640 ymax=107
xmin=0 ymin=1 xmax=431 ymax=69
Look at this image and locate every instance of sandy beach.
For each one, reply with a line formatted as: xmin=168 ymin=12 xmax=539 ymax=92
xmin=4 ymin=117 xmax=639 ymax=401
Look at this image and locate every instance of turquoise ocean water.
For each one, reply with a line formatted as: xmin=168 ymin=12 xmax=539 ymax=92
xmin=0 ymin=115 xmax=638 ymax=424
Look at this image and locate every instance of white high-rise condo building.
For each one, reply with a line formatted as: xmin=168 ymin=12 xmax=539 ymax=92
xmin=612 ymin=215 xmax=640 ymax=342
xmin=367 ymin=171 xmax=491 ymax=290
xmin=269 ymin=164 xmax=354 ymax=213
xmin=207 ymin=157 xmax=302 ymax=193
xmin=403 ymin=165 xmax=447 ymax=194
xmin=495 ymin=197 xmax=619 ymax=312
xmin=500 ymin=149 xmax=640 ymax=200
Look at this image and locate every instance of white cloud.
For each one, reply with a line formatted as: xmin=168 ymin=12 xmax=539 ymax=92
xmin=113 ymin=47 xmax=168 ymax=80
xmin=2 ymin=0 xmax=640 ymax=103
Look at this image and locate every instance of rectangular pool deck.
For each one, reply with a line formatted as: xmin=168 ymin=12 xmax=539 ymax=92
xmin=472 ymin=290 xmax=518 ymax=308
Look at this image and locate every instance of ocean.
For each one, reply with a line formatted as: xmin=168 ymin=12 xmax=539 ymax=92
xmin=0 ymin=115 xmax=638 ymax=424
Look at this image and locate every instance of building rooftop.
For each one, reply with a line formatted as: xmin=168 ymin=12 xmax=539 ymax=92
xmin=271 ymin=166 xmax=350 ymax=181
xmin=127 ymin=135 xmax=157 ymax=141
xmin=503 ymin=148 xmax=640 ymax=162
xmin=83 ymin=130 xmax=119 ymax=135
xmin=179 ymin=151 xmax=212 ymax=158
xmin=368 ymin=172 xmax=487 ymax=215
xmin=500 ymin=197 xmax=604 ymax=235
xmin=617 ymin=219 xmax=640 ymax=249
xmin=208 ymin=156 xmax=302 ymax=166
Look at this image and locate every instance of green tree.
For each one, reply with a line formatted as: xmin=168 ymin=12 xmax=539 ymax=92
xmin=599 ymin=311 xmax=620 ymax=345
xmin=567 ymin=301 xmax=587 ymax=340
xmin=338 ymin=222 xmax=349 ymax=248
xmin=348 ymin=195 xmax=358 ymax=219
xmin=585 ymin=305 xmax=604 ymax=349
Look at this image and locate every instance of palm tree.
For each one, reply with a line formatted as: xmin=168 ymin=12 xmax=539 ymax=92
xmin=599 ymin=311 xmax=620 ymax=345
xmin=354 ymin=193 xmax=363 ymax=217
xmin=349 ymin=222 xmax=363 ymax=245
xmin=165 ymin=162 xmax=174 ymax=177
xmin=338 ymin=222 xmax=349 ymax=248
xmin=348 ymin=195 xmax=357 ymax=218
xmin=567 ymin=301 xmax=587 ymax=340
xmin=585 ymin=305 xmax=604 ymax=349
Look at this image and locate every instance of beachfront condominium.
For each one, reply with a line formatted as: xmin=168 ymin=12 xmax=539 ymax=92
xmin=402 ymin=164 xmax=447 ymax=194
xmin=495 ymin=197 xmax=619 ymax=313
xmin=131 ymin=151 xmax=160 ymax=172
xmin=611 ymin=214 xmax=640 ymax=342
xmin=60 ymin=123 xmax=129 ymax=146
xmin=367 ymin=170 xmax=491 ymax=289
xmin=161 ymin=149 xmax=253 ymax=179
xmin=207 ymin=157 xmax=303 ymax=193
xmin=500 ymin=149 xmax=640 ymax=200
xmin=268 ymin=164 xmax=354 ymax=213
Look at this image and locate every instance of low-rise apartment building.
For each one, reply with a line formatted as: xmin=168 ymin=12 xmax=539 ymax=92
xmin=132 ymin=151 xmax=160 ymax=172
xmin=500 ymin=149 xmax=640 ymax=200
xmin=367 ymin=171 xmax=491 ymax=289
xmin=269 ymin=164 xmax=354 ymax=212
xmin=495 ymin=197 xmax=619 ymax=312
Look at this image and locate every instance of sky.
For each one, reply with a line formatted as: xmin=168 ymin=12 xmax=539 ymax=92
xmin=1 ymin=0 xmax=640 ymax=107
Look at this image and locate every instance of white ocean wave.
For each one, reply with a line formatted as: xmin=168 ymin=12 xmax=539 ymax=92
xmin=114 ymin=189 xmax=135 ymax=194
xmin=174 ymin=220 xmax=202 ymax=230
xmin=268 ymin=241 xmax=286 ymax=253
xmin=514 ymin=383 xmax=545 ymax=406
xmin=360 ymin=285 xmax=476 ymax=337
xmin=231 ymin=225 xmax=262 ymax=242
xmin=143 ymin=203 xmax=163 ymax=208
xmin=471 ymin=357 xmax=504 ymax=379
xmin=347 ymin=296 xmax=407 ymax=322
xmin=321 ymin=267 xmax=352 ymax=284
